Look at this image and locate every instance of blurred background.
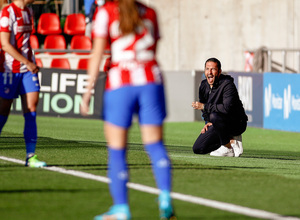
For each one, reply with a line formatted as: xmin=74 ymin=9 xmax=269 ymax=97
xmin=2 ymin=0 xmax=300 ymax=131
xmin=2 ymin=0 xmax=300 ymax=73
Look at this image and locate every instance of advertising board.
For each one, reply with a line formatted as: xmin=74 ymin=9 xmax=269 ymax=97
xmin=264 ymin=72 xmax=300 ymax=132
xmin=229 ymin=72 xmax=263 ymax=128
xmin=11 ymin=68 xmax=106 ymax=119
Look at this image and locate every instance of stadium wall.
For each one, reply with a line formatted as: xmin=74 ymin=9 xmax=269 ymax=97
xmin=139 ymin=0 xmax=300 ymax=72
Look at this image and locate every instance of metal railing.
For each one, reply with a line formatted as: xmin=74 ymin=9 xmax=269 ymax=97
xmin=33 ymin=49 xmax=111 ymax=70
xmin=263 ymin=48 xmax=300 ymax=73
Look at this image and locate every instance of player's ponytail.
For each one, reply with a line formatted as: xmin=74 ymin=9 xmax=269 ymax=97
xmin=119 ymin=0 xmax=143 ymax=35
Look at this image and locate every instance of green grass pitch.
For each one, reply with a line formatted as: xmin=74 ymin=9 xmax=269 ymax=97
xmin=1 ymin=114 xmax=300 ymax=219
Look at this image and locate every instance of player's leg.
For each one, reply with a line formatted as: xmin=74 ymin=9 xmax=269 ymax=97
xmin=94 ymin=87 xmax=133 ymax=220
xmin=139 ymin=84 xmax=175 ymax=219
xmin=20 ymin=71 xmax=46 ymax=167
xmin=94 ymin=122 xmax=131 ymax=220
xmin=105 ymin=122 xmax=129 ymax=205
xmin=141 ymin=125 xmax=171 ymax=191
xmin=0 ymin=72 xmax=15 ymax=134
xmin=0 ymin=98 xmax=13 ymax=134
xmin=141 ymin=125 xmax=175 ymax=219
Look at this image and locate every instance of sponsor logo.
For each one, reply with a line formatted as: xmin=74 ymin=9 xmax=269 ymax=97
xmin=264 ymin=83 xmax=300 ymax=119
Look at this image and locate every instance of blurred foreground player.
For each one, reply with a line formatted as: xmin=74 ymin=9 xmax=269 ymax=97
xmin=80 ymin=0 xmax=175 ymax=219
xmin=0 ymin=0 xmax=46 ymax=167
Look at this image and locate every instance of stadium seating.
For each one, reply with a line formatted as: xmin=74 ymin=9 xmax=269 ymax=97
xmin=70 ymin=35 xmax=92 ymax=54
xmin=50 ymin=58 xmax=70 ymax=69
xmin=64 ymin=13 xmax=86 ymax=35
xmin=77 ymin=58 xmax=89 ymax=70
xmin=37 ymin=13 xmax=62 ymax=35
xmin=30 ymin=35 xmax=39 ymax=49
xmin=30 ymin=35 xmax=39 ymax=54
xmin=43 ymin=35 xmax=66 ymax=54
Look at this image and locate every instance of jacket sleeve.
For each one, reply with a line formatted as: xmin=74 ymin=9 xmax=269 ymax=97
xmin=204 ymin=81 xmax=238 ymax=115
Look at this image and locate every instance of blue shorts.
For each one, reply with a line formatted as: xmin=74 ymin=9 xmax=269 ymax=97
xmin=103 ymin=84 xmax=167 ymax=128
xmin=0 ymin=71 xmax=40 ymax=99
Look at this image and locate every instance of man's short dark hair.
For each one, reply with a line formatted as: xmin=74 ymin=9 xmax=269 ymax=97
xmin=205 ymin=57 xmax=221 ymax=70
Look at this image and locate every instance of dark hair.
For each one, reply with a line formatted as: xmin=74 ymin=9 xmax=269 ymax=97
xmin=205 ymin=57 xmax=221 ymax=70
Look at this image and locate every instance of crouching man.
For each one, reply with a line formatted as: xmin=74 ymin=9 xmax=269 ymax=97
xmin=192 ymin=58 xmax=248 ymax=157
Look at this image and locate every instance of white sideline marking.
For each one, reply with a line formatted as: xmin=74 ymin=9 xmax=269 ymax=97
xmin=1 ymin=155 xmax=299 ymax=220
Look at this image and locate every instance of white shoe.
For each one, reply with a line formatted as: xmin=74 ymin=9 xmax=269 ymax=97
xmin=232 ymin=135 xmax=243 ymax=157
xmin=210 ymin=145 xmax=234 ymax=157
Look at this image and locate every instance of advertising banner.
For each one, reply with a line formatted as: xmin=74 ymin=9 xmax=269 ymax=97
xmin=264 ymin=72 xmax=300 ymax=132
xmin=11 ymin=68 xmax=106 ymax=119
xmin=229 ymin=72 xmax=263 ymax=128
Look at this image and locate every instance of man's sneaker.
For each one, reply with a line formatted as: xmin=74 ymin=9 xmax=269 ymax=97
xmin=25 ymin=155 xmax=47 ymax=168
xmin=232 ymin=135 xmax=243 ymax=157
xmin=159 ymin=190 xmax=176 ymax=220
xmin=94 ymin=204 xmax=131 ymax=220
xmin=210 ymin=145 xmax=234 ymax=157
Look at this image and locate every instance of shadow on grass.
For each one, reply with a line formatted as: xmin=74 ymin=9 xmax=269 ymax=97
xmin=1 ymin=136 xmax=300 ymax=171
xmin=241 ymin=149 xmax=300 ymax=160
xmin=0 ymin=135 xmax=107 ymax=150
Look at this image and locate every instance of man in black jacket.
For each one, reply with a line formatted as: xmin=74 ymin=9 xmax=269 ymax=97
xmin=192 ymin=58 xmax=248 ymax=157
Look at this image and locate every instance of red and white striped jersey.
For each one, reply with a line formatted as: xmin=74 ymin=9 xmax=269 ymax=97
xmin=93 ymin=1 xmax=163 ymax=90
xmin=0 ymin=3 xmax=34 ymax=73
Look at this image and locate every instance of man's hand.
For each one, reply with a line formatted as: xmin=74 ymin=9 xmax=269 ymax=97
xmin=192 ymin=101 xmax=205 ymax=110
xmin=201 ymin=122 xmax=212 ymax=134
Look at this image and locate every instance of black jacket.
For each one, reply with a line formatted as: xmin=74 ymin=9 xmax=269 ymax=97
xmin=199 ymin=74 xmax=248 ymax=122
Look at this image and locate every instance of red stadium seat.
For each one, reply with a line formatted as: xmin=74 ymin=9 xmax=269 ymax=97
xmin=64 ymin=13 xmax=86 ymax=35
xmin=30 ymin=35 xmax=39 ymax=49
xmin=50 ymin=58 xmax=70 ymax=69
xmin=37 ymin=13 xmax=62 ymax=35
xmin=32 ymin=24 xmax=36 ymax=34
xmin=70 ymin=35 xmax=92 ymax=54
xmin=77 ymin=58 xmax=89 ymax=70
xmin=30 ymin=35 xmax=40 ymax=55
xmin=35 ymin=58 xmax=43 ymax=67
xmin=44 ymin=35 xmax=66 ymax=54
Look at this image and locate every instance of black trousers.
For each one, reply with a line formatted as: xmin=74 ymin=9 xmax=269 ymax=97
xmin=193 ymin=112 xmax=247 ymax=154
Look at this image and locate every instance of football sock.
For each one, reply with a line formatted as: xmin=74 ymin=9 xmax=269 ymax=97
xmin=0 ymin=115 xmax=8 ymax=135
xmin=145 ymin=140 xmax=171 ymax=191
xmin=108 ymin=147 xmax=128 ymax=205
xmin=23 ymin=112 xmax=37 ymax=156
